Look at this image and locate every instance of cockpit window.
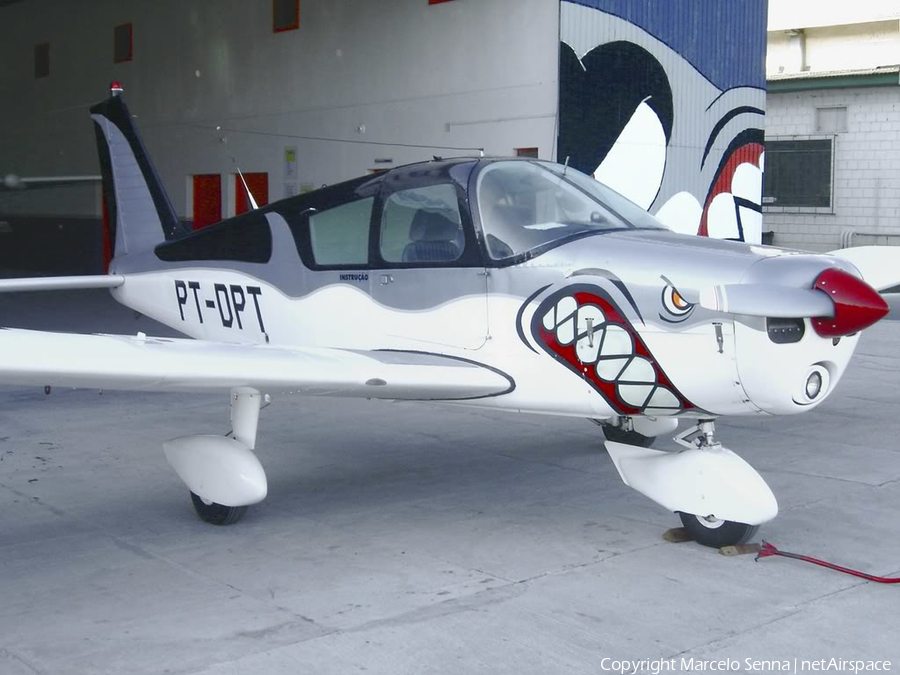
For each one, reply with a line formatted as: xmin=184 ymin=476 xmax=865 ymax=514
xmin=476 ymin=160 xmax=667 ymax=260
xmin=308 ymin=197 xmax=373 ymax=266
xmin=380 ymin=184 xmax=463 ymax=263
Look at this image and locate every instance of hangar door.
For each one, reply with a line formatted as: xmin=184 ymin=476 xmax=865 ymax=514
xmin=235 ymin=173 xmax=269 ymax=215
xmin=192 ymin=174 xmax=222 ymax=230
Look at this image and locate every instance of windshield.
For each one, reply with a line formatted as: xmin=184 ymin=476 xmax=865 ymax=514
xmin=475 ymin=160 xmax=668 ymax=260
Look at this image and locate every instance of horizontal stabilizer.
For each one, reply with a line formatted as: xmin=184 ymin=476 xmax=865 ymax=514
xmin=0 ymin=275 xmax=124 ymax=293
xmin=0 ymin=328 xmax=512 ymax=400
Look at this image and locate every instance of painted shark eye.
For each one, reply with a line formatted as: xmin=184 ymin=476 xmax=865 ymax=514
xmin=662 ymin=284 xmax=693 ymax=317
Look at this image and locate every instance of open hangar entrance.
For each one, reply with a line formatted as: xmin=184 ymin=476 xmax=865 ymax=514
xmin=0 ymin=0 xmax=766 ymax=275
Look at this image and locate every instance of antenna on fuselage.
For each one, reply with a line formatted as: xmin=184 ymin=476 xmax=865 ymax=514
xmin=218 ymin=130 xmax=259 ymax=211
xmin=563 ymin=155 xmax=570 ymax=176
xmin=235 ymin=166 xmax=259 ymax=211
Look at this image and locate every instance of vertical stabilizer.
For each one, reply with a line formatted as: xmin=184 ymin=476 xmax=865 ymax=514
xmin=90 ymin=82 xmax=186 ymax=257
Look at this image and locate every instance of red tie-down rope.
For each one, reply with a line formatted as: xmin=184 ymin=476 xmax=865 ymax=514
xmin=756 ymin=542 xmax=900 ymax=584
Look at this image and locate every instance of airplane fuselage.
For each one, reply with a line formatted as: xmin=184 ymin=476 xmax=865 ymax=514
xmin=108 ymin=158 xmax=861 ymax=423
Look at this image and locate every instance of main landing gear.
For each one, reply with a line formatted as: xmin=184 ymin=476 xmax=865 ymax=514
xmin=163 ymin=390 xmax=269 ymax=525
xmin=190 ymin=491 xmax=248 ymax=525
xmin=604 ymin=418 xmax=777 ymax=548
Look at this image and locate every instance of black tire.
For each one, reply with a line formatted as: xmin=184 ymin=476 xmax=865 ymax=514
xmin=678 ymin=512 xmax=758 ymax=548
xmin=190 ymin=491 xmax=248 ymax=525
xmin=599 ymin=422 xmax=656 ymax=448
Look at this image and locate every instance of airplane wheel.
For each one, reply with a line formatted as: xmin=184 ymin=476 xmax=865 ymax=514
xmin=599 ymin=422 xmax=656 ymax=448
xmin=678 ymin=512 xmax=758 ymax=548
xmin=190 ymin=491 xmax=248 ymax=525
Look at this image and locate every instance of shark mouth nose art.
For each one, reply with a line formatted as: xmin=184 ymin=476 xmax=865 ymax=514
xmin=530 ymin=285 xmax=695 ymax=415
xmin=699 ymin=141 xmax=764 ymax=242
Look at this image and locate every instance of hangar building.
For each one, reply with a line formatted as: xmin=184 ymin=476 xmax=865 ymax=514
xmin=764 ymin=2 xmax=900 ymax=252
xmin=0 ymin=0 xmax=767 ymax=274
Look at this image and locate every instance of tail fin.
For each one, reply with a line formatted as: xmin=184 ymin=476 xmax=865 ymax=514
xmin=90 ymin=83 xmax=187 ymax=257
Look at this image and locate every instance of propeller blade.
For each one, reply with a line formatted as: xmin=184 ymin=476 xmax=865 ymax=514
xmin=699 ymin=284 xmax=834 ymax=318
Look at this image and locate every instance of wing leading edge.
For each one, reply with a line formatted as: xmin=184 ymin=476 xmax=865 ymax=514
xmin=0 ymin=329 xmax=513 ymax=400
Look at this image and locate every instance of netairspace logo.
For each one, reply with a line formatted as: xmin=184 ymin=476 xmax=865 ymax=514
xmin=598 ymin=658 xmax=892 ymax=674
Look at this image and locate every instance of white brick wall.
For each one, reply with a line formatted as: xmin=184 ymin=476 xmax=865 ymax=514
xmin=764 ymin=85 xmax=900 ymax=251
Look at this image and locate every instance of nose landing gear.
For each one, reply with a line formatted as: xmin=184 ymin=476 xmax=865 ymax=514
xmin=592 ymin=415 xmax=680 ymax=448
xmin=678 ymin=512 xmax=758 ymax=548
xmin=605 ymin=419 xmax=777 ymax=547
xmin=593 ymin=418 xmax=656 ymax=447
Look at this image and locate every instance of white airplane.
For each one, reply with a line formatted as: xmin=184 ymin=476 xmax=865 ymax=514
xmin=0 ymin=84 xmax=895 ymax=547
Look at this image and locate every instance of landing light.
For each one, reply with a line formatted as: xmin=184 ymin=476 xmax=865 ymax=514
xmin=805 ymin=371 xmax=823 ymax=400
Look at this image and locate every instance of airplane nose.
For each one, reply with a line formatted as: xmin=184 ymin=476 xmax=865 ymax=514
xmin=811 ymin=268 xmax=889 ymax=337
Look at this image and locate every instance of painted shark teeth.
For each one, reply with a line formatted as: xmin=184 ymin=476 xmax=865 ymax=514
xmin=539 ymin=293 xmax=683 ymax=412
xmin=647 ymin=387 xmax=679 ymax=408
xmin=574 ymin=304 xmax=605 ymax=363
xmin=599 ymin=325 xmax=631 ymax=357
xmin=618 ymin=384 xmax=655 ymax=407
xmin=596 ymin=358 xmax=629 ymax=381
xmin=620 ymin=357 xmax=654 ymax=382
xmin=544 ymin=296 xmax=578 ymax=344
xmin=576 ymin=330 xmax=603 ymax=363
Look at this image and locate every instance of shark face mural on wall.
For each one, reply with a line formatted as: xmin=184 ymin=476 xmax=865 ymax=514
xmin=558 ymin=0 xmax=767 ymax=243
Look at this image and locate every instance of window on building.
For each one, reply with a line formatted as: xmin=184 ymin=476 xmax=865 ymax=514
xmin=381 ymin=184 xmax=464 ymax=263
xmin=273 ymin=0 xmax=299 ymax=32
xmin=308 ymin=198 xmax=373 ymax=266
xmin=114 ymin=23 xmax=133 ymax=63
xmin=34 ymin=42 xmax=49 ymax=79
xmin=816 ymin=107 xmax=847 ymax=134
xmin=763 ymin=138 xmax=833 ymax=209
xmin=516 ymin=147 xmax=539 ymax=159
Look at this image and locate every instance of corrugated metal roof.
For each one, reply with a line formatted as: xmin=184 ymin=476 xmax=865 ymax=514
xmin=768 ymin=65 xmax=900 ymax=81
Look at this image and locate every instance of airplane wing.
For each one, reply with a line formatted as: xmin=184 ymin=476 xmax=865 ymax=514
xmin=0 ymin=275 xmax=124 ymax=292
xmin=828 ymin=246 xmax=900 ymax=293
xmin=0 ymin=328 xmax=512 ymax=400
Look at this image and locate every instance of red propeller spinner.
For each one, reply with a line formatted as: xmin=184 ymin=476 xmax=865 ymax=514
xmin=811 ymin=268 xmax=889 ymax=337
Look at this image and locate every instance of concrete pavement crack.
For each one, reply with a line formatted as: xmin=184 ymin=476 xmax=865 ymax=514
xmin=662 ymin=607 xmax=804 ymax=665
xmin=0 ymin=648 xmax=43 ymax=675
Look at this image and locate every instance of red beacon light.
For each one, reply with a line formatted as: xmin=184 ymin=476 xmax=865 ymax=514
xmin=110 ymin=81 xmax=124 ymax=97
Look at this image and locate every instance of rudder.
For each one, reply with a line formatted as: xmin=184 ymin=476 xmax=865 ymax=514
xmin=90 ymin=82 xmax=186 ymax=258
